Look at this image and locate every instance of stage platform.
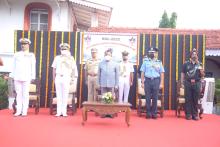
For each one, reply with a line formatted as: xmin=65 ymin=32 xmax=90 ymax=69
xmin=0 ymin=108 xmax=220 ymax=147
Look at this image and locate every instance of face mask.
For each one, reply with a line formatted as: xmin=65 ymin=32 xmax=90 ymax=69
xmin=61 ymin=50 xmax=70 ymax=56
xmin=21 ymin=44 xmax=29 ymax=52
xmin=123 ymin=56 xmax=128 ymax=61
xmin=191 ymin=56 xmax=197 ymax=61
xmin=105 ymin=55 xmax=111 ymax=61
xmin=149 ymin=54 xmax=154 ymax=59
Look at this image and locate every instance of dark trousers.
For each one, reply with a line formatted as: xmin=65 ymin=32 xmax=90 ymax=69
xmin=184 ymin=81 xmax=201 ymax=117
xmin=144 ymin=78 xmax=160 ymax=116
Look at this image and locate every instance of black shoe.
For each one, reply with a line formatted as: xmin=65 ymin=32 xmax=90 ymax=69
xmin=105 ymin=114 xmax=114 ymax=118
xmin=146 ymin=115 xmax=151 ymax=119
xmin=152 ymin=115 xmax=157 ymax=119
xmin=185 ymin=116 xmax=191 ymax=120
xmin=192 ymin=116 xmax=199 ymax=121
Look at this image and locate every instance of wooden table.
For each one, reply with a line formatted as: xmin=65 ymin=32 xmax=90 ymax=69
xmin=82 ymin=101 xmax=132 ymax=126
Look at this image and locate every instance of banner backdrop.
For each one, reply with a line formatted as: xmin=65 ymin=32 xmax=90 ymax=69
xmin=82 ymin=32 xmax=138 ymax=64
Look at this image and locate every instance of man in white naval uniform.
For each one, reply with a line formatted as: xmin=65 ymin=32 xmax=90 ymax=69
xmin=11 ymin=38 xmax=36 ymax=116
xmin=118 ymin=51 xmax=134 ymax=103
xmin=52 ymin=43 xmax=78 ymax=117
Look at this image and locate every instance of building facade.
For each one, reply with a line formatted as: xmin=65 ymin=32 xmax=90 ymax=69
xmin=0 ymin=0 xmax=112 ymax=72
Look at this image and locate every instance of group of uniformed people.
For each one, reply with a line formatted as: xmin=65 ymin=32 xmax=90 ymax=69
xmin=10 ymin=37 xmax=204 ymax=120
xmin=140 ymin=47 xmax=204 ymax=120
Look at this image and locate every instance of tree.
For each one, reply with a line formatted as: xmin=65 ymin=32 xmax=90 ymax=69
xmin=159 ymin=11 xmax=177 ymax=28
xmin=170 ymin=12 xmax=177 ymax=28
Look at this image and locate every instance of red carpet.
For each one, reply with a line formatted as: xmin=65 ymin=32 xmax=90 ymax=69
xmin=0 ymin=108 xmax=220 ymax=147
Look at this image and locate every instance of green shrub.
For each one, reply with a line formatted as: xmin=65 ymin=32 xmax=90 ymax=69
xmin=215 ymin=79 xmax=220 ymax=103
xmin=216 ymin=79 xmax=220 ymax=89
xmin=0 ymin=77 xmax=8 ymax=110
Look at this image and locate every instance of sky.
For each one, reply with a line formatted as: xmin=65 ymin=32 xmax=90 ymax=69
xmin=92 ymin=0 xmax=220 ymax=29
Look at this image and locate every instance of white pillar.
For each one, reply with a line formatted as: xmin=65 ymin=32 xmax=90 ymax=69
xmin=91 ymin=12 xmax=98 ymax=27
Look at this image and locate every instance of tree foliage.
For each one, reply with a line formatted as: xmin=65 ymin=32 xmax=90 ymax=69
xmin=0 ymin=77 xmax=8 ymax=110
xmin=159 ymin=11 xmax=177 ymax=28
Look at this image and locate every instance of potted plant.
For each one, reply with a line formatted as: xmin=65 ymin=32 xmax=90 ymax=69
xmin=0 ymin=76 xmax=8 ymax=110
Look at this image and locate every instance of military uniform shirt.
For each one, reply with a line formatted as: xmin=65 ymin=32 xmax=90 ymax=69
xmin=140 ymin=58 xmax=165 ymax=78
xmin=11 ymin=51 xmax=36 ymax=81
xmin=182 ymin=60 xmax=203 ymax=81
xmin=119 ymin=61 xmax=134 ymax=77
xmin=52 ymin=55 xmax=78 ymax=78
xmin=85 ymin=59 xmax=100 ymax=75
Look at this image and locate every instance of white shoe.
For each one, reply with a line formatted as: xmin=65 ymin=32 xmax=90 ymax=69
xmin=14 ymin=112 xmax=21 ymax=117
xmin=62 ymin=114 xmax=68 ymax=117
xmin=21 ymin=113 xmax=27 ymax=116
xmin=55 ymin=114 xmax=61 ymax=117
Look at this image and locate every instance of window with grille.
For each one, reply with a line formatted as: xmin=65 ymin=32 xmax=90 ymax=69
xmin=30 ymin=9 xmax=48 ymax=31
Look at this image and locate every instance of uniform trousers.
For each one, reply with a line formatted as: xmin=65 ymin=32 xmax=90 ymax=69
xmin=144 ymin=77 xmax=160 ymax=116
xmin=184 ymin=81 xmax=201 ymax=117
xmin=14 ymin=80 xmax=30 ymax=115
xmin=55 ymin=75 xmax=71 ymax=115
xmin=87 ymin=75 xmax=98 ymax=101
xmin=119 ymin=76 xmax=130 ymax=103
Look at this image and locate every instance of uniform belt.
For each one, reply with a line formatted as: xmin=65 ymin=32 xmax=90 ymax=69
xmin=145 ymin=77 xmax=160 ymax=80
xmin=88 ymin=73 xmax=97 ymax=77
xmin=120 ymin=75 xmax=128 ymax=77
xmin=56 ymin=74 xmax=64 ymax=77
xmin=186 ymin=79 xmax=200 ymax=83
xmin=57 ymin=74 xmax=70 ymax=77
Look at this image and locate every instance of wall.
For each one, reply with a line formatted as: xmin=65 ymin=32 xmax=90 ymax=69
xmin=0 ymin=0 xmax=75 ymax=72
xmin=52 ymin=2 xmax=74 ymax=31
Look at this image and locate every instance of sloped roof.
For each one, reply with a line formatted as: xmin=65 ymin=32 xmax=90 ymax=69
xmin=70 ymin=0 xmax=112 ymax=11
xmin=70 ymin=0 xmax=112 ymax=29
xmin=88 ymin=27 xmax=220 ymax=49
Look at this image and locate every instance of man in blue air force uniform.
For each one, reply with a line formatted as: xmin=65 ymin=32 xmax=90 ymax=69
xmin=140 ymin=47 xmax=165 ymax=119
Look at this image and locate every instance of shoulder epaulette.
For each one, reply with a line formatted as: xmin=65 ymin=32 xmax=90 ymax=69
xmin=143 ymin=58 xmax=149 ymax=61
xmin=88 ymin=58 xmax=93 ymax=61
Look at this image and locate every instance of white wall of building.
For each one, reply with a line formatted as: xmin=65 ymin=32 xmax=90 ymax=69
xmin=0 ymin=0 xmax=75 ymax=72
xmin=52 ymin=2 xmax=74 ymax=31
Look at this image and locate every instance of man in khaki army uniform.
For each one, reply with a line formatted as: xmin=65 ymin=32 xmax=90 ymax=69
xmin=85 ymin=48 xmax=100 ymax=101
